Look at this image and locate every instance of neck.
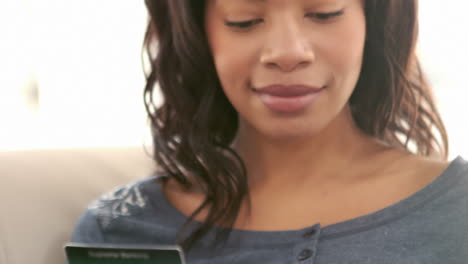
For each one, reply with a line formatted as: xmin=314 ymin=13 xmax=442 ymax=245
xmin=232 ymin=107 xmax=389 ymax=193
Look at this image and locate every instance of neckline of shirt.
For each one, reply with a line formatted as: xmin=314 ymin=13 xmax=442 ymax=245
xmin=146 ymin=156 xmax=467 ymax=246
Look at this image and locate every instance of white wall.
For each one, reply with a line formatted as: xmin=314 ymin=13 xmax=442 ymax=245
xmin=0 ymin=0 xmax=150 ymax=150
xmin=418 ymin=1 xmax=468 ymax=159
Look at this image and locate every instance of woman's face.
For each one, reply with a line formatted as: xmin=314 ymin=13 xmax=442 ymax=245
xmin=205 ymin=0 xmax=366 ymax=140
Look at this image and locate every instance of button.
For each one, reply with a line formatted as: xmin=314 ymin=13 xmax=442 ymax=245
xmin=302 ymin=228 xmax=317 ymax=238
xmin=297 ymin=249 xmax=314 ymax=261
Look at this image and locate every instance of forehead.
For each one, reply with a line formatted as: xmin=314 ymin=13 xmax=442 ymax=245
xmin=209 ymin=0 xmax=341 ymax=4
xmin=207 ymin=0 xmax=345 ymax=9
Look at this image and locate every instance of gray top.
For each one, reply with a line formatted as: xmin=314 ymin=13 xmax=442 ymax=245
xmin=72 ymin=156 xmax=468 ymax=263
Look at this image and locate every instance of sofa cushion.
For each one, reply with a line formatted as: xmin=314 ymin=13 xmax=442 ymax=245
xmin=0 ymin=146 xmax=155 ymax=264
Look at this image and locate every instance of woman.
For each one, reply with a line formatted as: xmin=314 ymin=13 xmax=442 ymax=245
xmin=72 ymin=0 xmax=468 ymax=262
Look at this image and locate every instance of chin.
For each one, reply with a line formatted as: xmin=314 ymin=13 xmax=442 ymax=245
xmin=261 ymin=124 xmax=324 ymax=142
xmin=237 ymin=111 xmax=330 ymax=142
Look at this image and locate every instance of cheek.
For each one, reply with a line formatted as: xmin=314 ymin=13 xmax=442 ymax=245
xmin=210 ymin=36 xmax=255 ymax=96
xmin=206 ymin=20 xmax=257 ymax=93
xmin=323 ymin=19 xmax=366 ymax=81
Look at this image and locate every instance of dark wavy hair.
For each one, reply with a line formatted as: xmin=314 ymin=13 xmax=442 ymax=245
xmin=142 ymin=0 xmax=448 ymax=251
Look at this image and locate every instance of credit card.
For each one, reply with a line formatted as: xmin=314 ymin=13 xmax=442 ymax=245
xmin=65 ymin=243 xmax=186 ymax=264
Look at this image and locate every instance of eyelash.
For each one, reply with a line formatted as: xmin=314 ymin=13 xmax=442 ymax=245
xmin=224 ymin=10 xmax=345 ymax=30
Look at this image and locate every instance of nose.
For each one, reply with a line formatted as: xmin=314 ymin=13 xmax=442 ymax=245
xmin=260 ymin=20 xmax=315 ymax=72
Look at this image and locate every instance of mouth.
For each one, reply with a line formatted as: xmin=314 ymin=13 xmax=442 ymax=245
xmin=252 ymin=84 xmax=324 ymax=97
xmin=251 ymin=84 xmax=326 ymax=114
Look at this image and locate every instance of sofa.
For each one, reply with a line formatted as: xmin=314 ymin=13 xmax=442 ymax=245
xmin=0 ymin=146 xmax=156 ymax=264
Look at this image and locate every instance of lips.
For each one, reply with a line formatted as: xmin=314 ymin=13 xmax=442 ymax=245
xmin=251 ymin=84 xmax=324 ymax=113
xmin=252 ymin=84 xmax=323 ymax=97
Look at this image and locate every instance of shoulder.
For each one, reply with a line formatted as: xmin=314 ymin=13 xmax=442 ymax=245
xmin=392 ymin=154 xmax=468 ymax=193
xmin=87 ymin=174 xmax=166 ymax=225
xmin=403 ymin=154 xmax=467 ymax=178
xmin=71 ymin=174 xmax=169 ymax=243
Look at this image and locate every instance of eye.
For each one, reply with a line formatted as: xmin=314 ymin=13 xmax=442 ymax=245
xmin=224 ymin=19 xmax=263 ymax=30
xmin=306 ymin=9 xmax=345 ymax=21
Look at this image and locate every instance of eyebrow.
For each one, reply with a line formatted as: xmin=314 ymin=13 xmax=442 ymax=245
xmin=224 ymin=0 xmax=266 ymax=3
